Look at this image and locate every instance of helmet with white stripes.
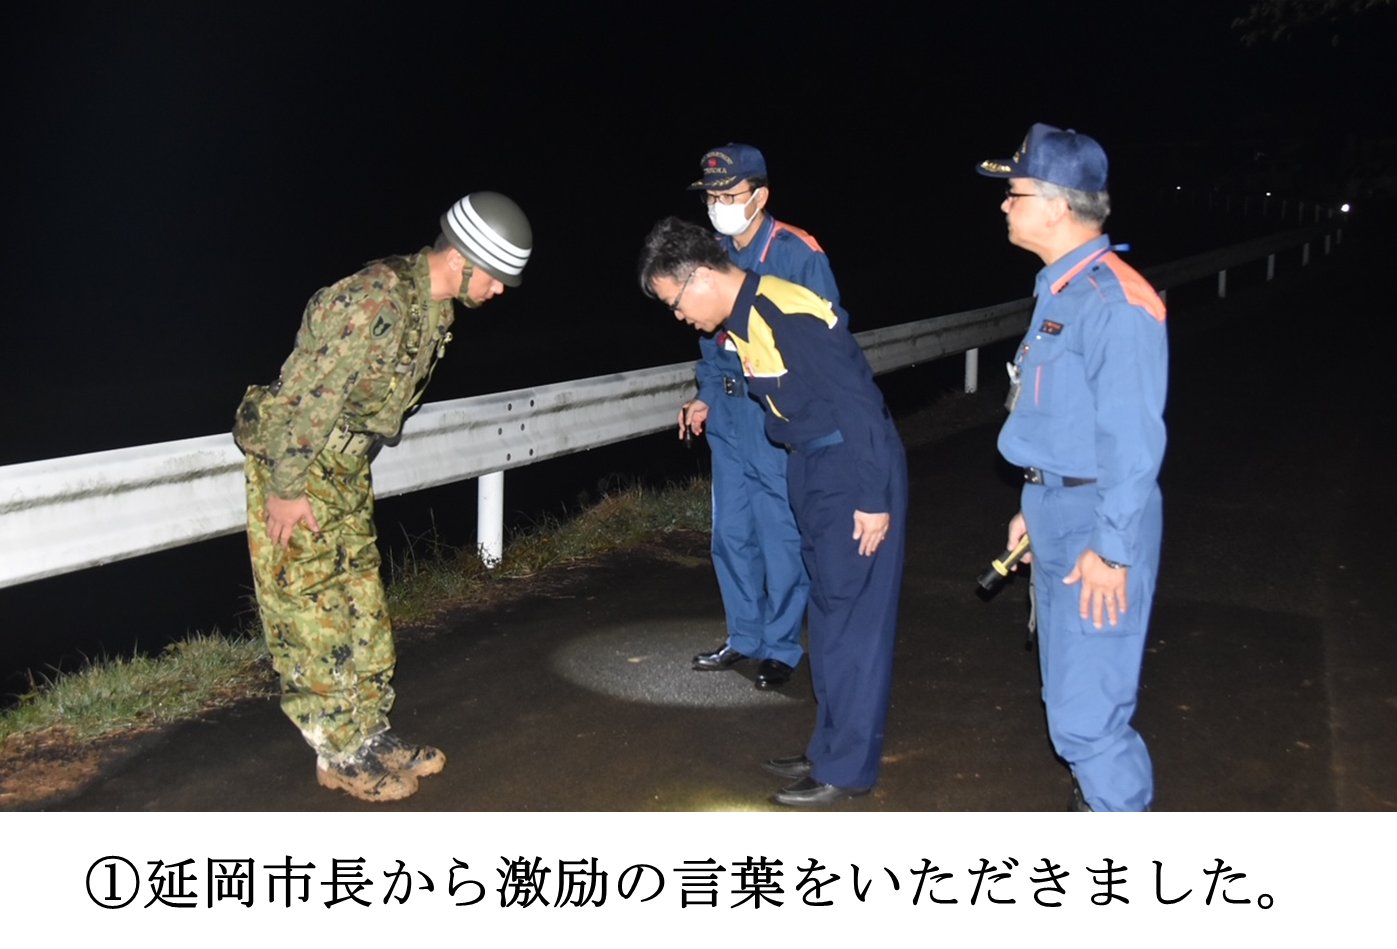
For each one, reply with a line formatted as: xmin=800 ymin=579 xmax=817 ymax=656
xmin=440 ymin=192 xmax=532 ymax=287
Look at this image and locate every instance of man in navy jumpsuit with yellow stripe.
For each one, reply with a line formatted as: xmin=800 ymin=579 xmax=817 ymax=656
xmin=641 ymin=216 xmax=905 ymax=806
xmin=681 ymin=144 xmax=840 ymax=690
xmin=978 ymin=123 xmax=1167 ymax=812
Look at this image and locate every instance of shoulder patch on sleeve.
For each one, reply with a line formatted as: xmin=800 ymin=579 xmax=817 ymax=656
xmin=1099 ymin=253 xmax=1166 ymax=322
xmin=770 ymin=220 xmax=825 ymax=254
xmin=312 ymin=265 xmax=405 ymax=342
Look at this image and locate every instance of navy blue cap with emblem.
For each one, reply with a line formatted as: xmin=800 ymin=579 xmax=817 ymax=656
xmin=975 ymin=122 xmax=1109 ymax=192
xmin=687 ymin=143 xmax=768 ymax=191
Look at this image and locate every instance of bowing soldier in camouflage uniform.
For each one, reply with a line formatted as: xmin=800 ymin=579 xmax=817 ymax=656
xmin=234 ymin=192 xmax=531 ymax=802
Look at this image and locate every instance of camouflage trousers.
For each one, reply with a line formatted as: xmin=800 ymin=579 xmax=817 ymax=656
xmin=244 ymin=452 xmax=395 ymax=762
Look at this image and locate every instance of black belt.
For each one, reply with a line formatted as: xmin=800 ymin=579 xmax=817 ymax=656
xmin=1023 ymin=467 xmax=1096 ymax=487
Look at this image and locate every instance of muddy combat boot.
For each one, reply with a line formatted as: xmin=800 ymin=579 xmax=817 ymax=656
xmin=316 ymin=747 xmax=419 ymax=802
xmin=367 ymin=732 xmax=446 ymax=778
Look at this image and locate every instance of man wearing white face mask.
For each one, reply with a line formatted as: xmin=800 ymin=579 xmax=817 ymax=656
xmin=679 ymin=143 xmax=841 ymax=692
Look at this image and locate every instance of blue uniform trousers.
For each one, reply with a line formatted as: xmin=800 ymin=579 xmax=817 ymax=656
xmin=786 ymin=425 xmax=907 ymax=789
xmin=1022 ymin=482 xmax=1162 ymax=811
xmin=707 ymin=385 xmax=809 ymax=667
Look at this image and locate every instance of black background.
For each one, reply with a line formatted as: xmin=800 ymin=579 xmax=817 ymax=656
xmin=2 ymin=1 xmax=1391 ymax=693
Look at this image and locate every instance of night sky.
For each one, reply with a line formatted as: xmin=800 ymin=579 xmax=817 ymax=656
xmin=1 ymin=1 xmax=1392 ymax=680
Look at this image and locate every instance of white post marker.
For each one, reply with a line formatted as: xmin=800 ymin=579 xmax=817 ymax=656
xmin=477 ymin=470 xmax=505 ymax=567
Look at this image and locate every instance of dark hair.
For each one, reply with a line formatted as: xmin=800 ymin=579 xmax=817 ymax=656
xmin=637 ymin=216 xmax=732 ymax=297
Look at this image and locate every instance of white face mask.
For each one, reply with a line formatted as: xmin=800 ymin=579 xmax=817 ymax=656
xmin=707 ymin=188 xmax=761 ymax=237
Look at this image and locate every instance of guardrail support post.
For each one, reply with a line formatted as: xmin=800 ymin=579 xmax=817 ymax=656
xmin=477 ymin=471 xmax=504 ymax=567
xmin=1266 ymin=254 xmax=1275 ymax=281
xmin=1337 ymin=227 xmax=1343 ymax=245
xmin=1217 ymin=270 xmax=1228 ymax=299
xmin=1302 ymin=243 xmax=1311 ymax=267
xmin=964 ymin=348 xmax=979 ymax=394
xmin=1324 ymin=235 xmax=1332 ymax=256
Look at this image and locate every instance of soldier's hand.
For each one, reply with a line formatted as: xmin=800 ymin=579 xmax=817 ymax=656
xmin=1063 ymin=550 xmax=1128 ymax=629
xmin=264 ymin=495 xmax=320 ymax=549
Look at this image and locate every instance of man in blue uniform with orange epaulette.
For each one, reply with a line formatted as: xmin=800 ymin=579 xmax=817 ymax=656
xmin=977 ymin=123 xmax=1167 ymax=812
xmin=679 ymin=144 xmax=841 ymax=691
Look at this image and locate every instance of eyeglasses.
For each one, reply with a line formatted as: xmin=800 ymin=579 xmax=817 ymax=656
xmin=702 ymin=188 xmax=755 ymax=207
xmin=1004 ymin=188 xmax=1040 ymax=201
xmin=667 ymin=269 xmax=697 ymax=312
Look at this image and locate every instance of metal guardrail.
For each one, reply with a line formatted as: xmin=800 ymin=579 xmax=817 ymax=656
xmin=0 ymin=223 xmax=1340 ymax=589
xmin=0 ymin=365 xmax=695 ymax=588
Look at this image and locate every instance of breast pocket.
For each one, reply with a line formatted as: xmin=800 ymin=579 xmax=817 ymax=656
xmin=1027 ymin=338 xmax=1089 ymax=420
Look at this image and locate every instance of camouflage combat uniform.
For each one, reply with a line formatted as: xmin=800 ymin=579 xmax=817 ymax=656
xmin=233 ymin=250 xmax=455 ymax=764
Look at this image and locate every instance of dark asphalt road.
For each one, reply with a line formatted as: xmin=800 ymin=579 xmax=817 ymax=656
xmin=17 ymin=227 xmax=1395 ymax=812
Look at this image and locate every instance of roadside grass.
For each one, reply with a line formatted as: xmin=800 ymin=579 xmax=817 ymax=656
xmin=0 ymin=477 xmax=714 ymax=760
xmin=0 ymin=634 xmax=273 ymax=751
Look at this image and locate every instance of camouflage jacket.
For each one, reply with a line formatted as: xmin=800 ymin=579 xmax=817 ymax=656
xmin=234 ymin=250 xmax=455 ymax=499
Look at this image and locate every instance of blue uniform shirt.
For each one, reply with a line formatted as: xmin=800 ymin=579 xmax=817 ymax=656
xmin=998 ymin=234 xmax=1169 ymax=566
xmin=695 ymin=215 xmax=839 ymax=406
xmin=722 ymin=215 xmax=840 ymax=303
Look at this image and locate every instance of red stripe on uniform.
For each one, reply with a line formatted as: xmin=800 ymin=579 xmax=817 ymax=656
xmin=1050 ymin=251 xmax=1101 ymax=295
xmin=760 ymin=220 xmax=825 ymax=263
xmin=1099 ymin=253 xmax=1166 ymax=322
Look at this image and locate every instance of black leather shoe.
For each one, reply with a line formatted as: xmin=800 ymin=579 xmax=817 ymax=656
xmin=761 ymin=754 xmax=812 ymax=780
xmin=754 ymin=659 xmax=793 ymax=689
xmin=692 ymin=644 xmax=747 ymax=671
xmin=773 ymin=776 xmax=871 ymax=807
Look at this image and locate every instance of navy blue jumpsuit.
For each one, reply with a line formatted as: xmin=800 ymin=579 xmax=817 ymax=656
xmin=999 ymin=235 xmax=1168 ymax=811
xmin=725 ymin=272 xmax=906 ymax=790
xmin=697 ymin=216 xmax=840 ymax=667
